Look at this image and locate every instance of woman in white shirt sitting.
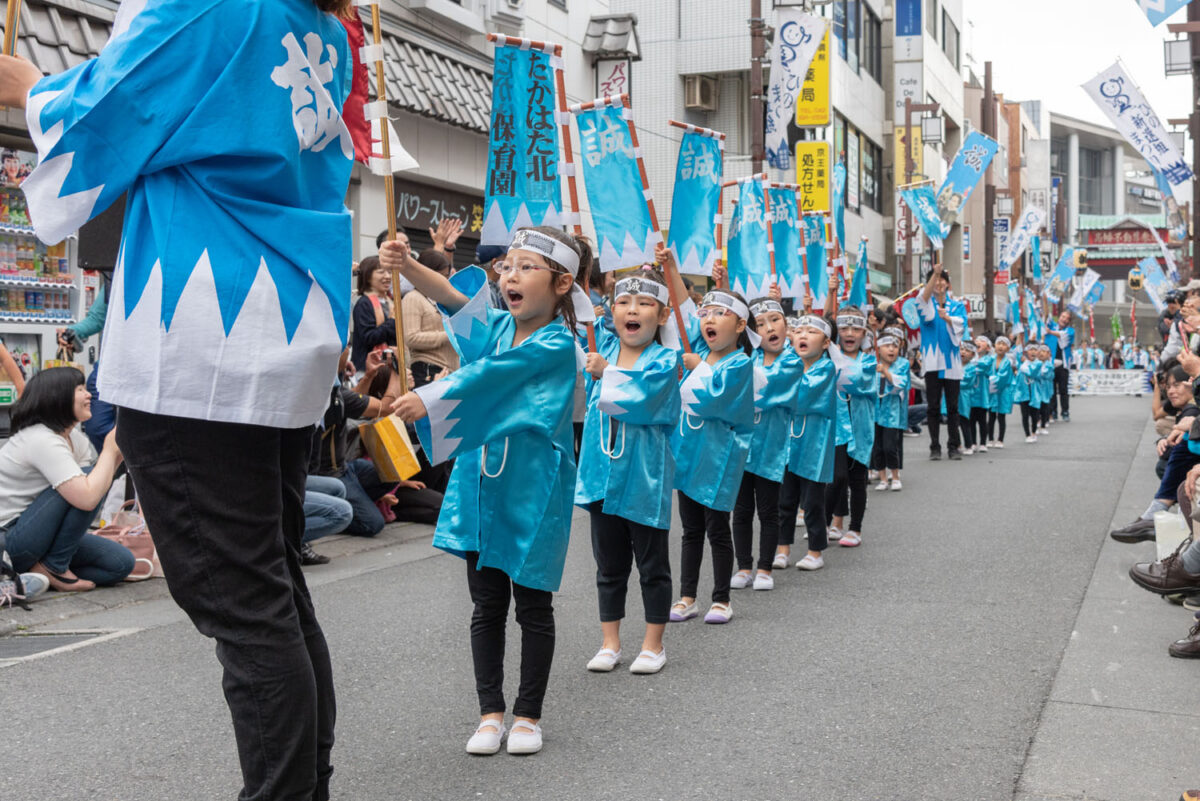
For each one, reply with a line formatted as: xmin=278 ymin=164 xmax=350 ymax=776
xmin=0 ymin=367 xmax=132 ymax=591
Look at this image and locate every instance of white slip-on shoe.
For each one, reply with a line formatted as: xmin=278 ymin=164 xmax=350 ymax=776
xmin=730 ymin=571 xmax=753 ymax=589
xmin=772 ymin=551 xmax=790 ymax=569
xmin=586 ymin=647 xmax=621 ymax=672
xmin=466 ymin=720 xmax=507 ymax=755
xmin=838 ymin=531 xmax=862 ymax=547
xmin=630 ymin=647 xmax=666 ymax=674
xmin=703 ymin=602 xmax=733 ymax=624
xmin=890 ymin=479 xmax=903 ymax=491
xmin=796 ymin=553 xmax=825 ymax=570
xmin=874 ymin=480 xmax=889 ymax=491
xmin=507 ymin=720 xmax=543 ymax=755
xmin=828 ymin=525 xmax=843 ymax=541
xmin=753 ymin=572 xmax=774 ymax=591
xmin=669 ymin=600 xmax=699 ymax=622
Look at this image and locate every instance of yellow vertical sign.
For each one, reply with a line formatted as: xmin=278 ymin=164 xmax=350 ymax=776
xmin=795 ymin=141 xmax=831 ymax=214
xmin=795 ymin=30 xmax=831 ymax=128
xmin=893 ymin=125 xmax=923 ymax=182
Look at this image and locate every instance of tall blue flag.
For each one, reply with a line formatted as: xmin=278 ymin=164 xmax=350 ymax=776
xmin=727 ymin=178 xmax=772 ymax=300
xmin=1139 ymin=256 xmax=1172 ymax=313
xmin=767 ymin=186 xmax=803 ymax=300
xmin=802 ymin=215 xmax=828 ymax=305
xmin=843 ymin=240 xmax=868 ymax=309
xmin=1045 ymin=248 xmax=1076 ymax=303
xmin=935 ymin=131 xmax=998 ymax=230
xmin=1030 ymin=235 xmax=1042 ymax=282
xmin=573 ymin=102 xmax=658 ymax=270
xmin=899 ymin=186 xmax=949 ymax=249
xmin=832 ymin=162 xmax=847 ymax=251
xmin=1135 ymin=0 xmax=1193 ymax=26
xmin=1006 ymin=281 xmax=1021 ymax=327
xmin=481 ymin=44 xmax=563 ymax=247
xmin=667 ymin=130 xmax=723 ymax=276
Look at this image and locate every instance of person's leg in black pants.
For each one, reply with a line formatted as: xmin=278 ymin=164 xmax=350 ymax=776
xmin=800 ymin=478 xmax=829 ymax=552
xmin=1055 ymin=366 xmax=1070 ymax=420
xmin=1020 ymin=402 xmax=1033 ymax=437
xmin=825 ymin=445 xmax=850 ymax=530
xmin=676 ymin=491 xmax=732 ymax=606
xmin=776 ymin=471 xmax=800 ymax=561
xmin=117 ymin=408 xmax=337 ymax=801
xmin=959 ymin=415 xmax=973 ymax=450
xmin=973 ymin=407 xmax=988 ymax=447
xmin=925 ymin=373 xmax=944 ymax=455
xmin=846 ymin=458 xmax=868 ymax=534
xmin=731 ymin=473 xmax=758 ymax=573
xmin=732 ymin=473 xmax=781 ymax=574
xmin=942 ymin=378 xmax=962 ymax=453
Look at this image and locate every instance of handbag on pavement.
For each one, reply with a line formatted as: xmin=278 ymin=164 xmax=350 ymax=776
xmin=94 ymin=500 xmax=164 ymax=581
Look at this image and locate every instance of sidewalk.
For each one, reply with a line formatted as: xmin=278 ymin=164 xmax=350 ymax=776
xmin=1016 ymin=415 xmax=1200 ymax=801
xmin=0 ymin=519 xmax=436 ymax=638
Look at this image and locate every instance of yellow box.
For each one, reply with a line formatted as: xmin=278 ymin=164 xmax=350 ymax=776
xmin=359 ymin=414 xmax=421 ymax=482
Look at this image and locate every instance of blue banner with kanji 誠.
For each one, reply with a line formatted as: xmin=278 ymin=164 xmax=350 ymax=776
xmin=934 ymin=131 xmax=998 ymax=230
xmin=667 ymin=130 xmax=723 ymax=276
xmin=899 ymin=185 xmax=949 ymax=249
xmin=1134 ymin=0 xmax=1193 ymax=27
xmin=480 ymin=44 xmax=563 ymax=247
xmin=1138 ymin=256 xmax=1172 ymax=313
xmin=574 ymin=103 xmax=659 ymax=271
xmin=767 ymin=186 xmax=803 ymax=300
xmin=727 ymin=178 xmax=772 ymax=301
xmin=1044 ymin=248 xmax=1076 ymax=304
xmin=802 ymin=215 xmax=828 ymax=305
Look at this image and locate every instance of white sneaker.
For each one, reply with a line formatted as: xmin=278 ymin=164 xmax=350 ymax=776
xmin=586 ymin=647 xmax=621 ymax=672
xmin=874 ymin=480 xmax=890 ymax=491
xmin=466 ymin=720 xmax=507 ymax=755
xmin=506 ymin=720 xmax=543 ymax=755
xmin=730 ymin=570 xmax=753 ymax=589
xmin=976 ymin=444 xmax=988 ymax=453
xmin=772 ymin=551 xmax=790 ymax=569
xmin=889 ymin=479 xmax=903 ymax=492
xmin=993 ymin=441 xmax=1004 ymax=449
xmin=962 ymin=445 xmax=975 ymax=455
xmin=1025 ymin=435 xmax=1036 ymax=443
xmin=703 ymin=602 xmax=733 ymax=624
xmin=629 ymin=647 xmax=666 ymax=674
xmin=753 ymin=572 xmax=774 ymax=591
xmin=796 ymin=553 xmax=824 ymax=570
xmin=19 ymin=572 xmax=49 ymax=599
xmin=838 ymin=531 xmax=862 ymax=547
xmin=1039 ymin=427 xmax=1049 ymax=435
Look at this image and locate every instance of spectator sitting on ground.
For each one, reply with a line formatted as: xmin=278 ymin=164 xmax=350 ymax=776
xmin=0 ymin=367 xmax=133 ymax=591
xmin=298 ymin=475 xmax=354 ymax=566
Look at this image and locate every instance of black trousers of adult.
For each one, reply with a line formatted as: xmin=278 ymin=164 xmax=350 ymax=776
xmin=589 ymin=507 xmax=672 ymax=625
xmin=870 ymin=426 xmax=903 ymax=471
xmin=116 ymin=408 xmax=336 ymax=801
xmin=1052 ymin=366 xmax=1070 ymax=418
xmin=677 ymin=491 xmax=733 ymax=604
xmin=825 ymin=444 xmax=868 ymax=532
xmin=464 ymin=551 xmax=555 ymax=719
xmin=732 ymin=472 xmax=782 ymax=572
xmin=923 ymin=373 xmax=961 ymax=451
xmin=988 ymin=411 xmax=1007 ymax=443
xmin=970 ymin=407 xmax=989 ymax=447
xmin=1020 ymin=402 xmax=1036 ymax=436
xmin=778 ymin=471 xmax=829 ymax=551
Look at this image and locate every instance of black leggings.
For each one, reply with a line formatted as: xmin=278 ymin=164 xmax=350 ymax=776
xmin=678 ymin=491 xmax=733 ymax=604
xmin=825 ymin=444 xmax=868 ymax=532
xmin=1040 ymin=401 xmax=1052 ymax=427
xmin=959 ymin=415 xmax=974 ymax=449
xmin=971 ymin=407 xmax=988 ymax=446
xmin=1020 ymin=402 xmax=1036 ymax=436
xmin=589 ymin=508 xmax=672 ymax=625
xmin=870 ymin=426 xmax=903 ymax=471
xmin=988 ymin=411 xmax=1007 ymax=443
xmin=778 ymin=471 xmax=829 ymax=551
xmin=732 ymin=472 xmax=781 ymax=572
xmin=466 ymin=552 xmax=555 ymax=719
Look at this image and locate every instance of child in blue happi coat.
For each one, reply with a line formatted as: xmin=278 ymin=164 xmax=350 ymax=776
xmin=731 ymin=286 xmax=803 ymax=592
xmin=663 ymin=256 xmax=755 ymax=625
xmin=1037 ymin=343 xmax=1055 ymax=433
xmin=826 ymin=303 xmax=878 ymax=548
xmin=970 ymin=337 xmax=995 ymax=453
xmin=987 ymin=335 xmax=1017 ymax=448
xmin=957 ymin=341 xmax=979 ymax=452
xmin=577 ymin=268 xmax=680 ymax=676
xmin=1015 ymin=341 xmax=1041 ymax=443
xmin=871 ymin=326 xmax=910 ymax=491
xmin=389 ymin=226 xmax=590 ymax=756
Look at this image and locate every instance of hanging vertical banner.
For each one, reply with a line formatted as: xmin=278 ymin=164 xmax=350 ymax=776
xmin=481 ymin=42 xmax=563 ymax=247
xmin=894 ymin=0 xmax=923 ymax=59
xmin=571 ymin=99 xmax=658 ymax=270
xmin=832 ymin=161 xmax=847 ymax=250
xmin=765 ymin=10 xmax=828 ymax=169
xmin=803 ymin=215 xmax=828 ymax=305
xmin=1027 ymin=286 xmax=1046 ymax=342
xmin=894 ymin=191 xmax=924 ymax=255
xmin=1084 ymin=279 xmax=1105 ymax=308
xmin=1134 ymin=0 xmax=1193 ymax=27
xmin=1044 ymin=247 xmax=1076 ymax=303
xmin=845 ymin=240 xmax=868 ymax=308
xmin=899 ymin=185 xmax=949 ymax=249
xmin=1138 ymin=255 xmax=1172 ymax=313
xmin=894 ymin=124 xmax=924 ymax=181
xmin=768 ymin=186 xmax=803 ymax=299
xmin=794 ymin=29 xmax=831 ymax=127
xmin=796 ymin=141 xmax=831 ymax=213
xmin=1150 ymin=161 xmax=1188 ymax=242
xmin=1000 ymin=206 xmax=1046 ymax=271
xmin=1083 ymin=61 xmax=1193 ymax=186
xmin=1006 ymin=281 xmax=1021 ymax=327
xmin=935 ymin=131 xmax=999 ymax=229
xmin=667 ymin=128 xmax=725 ymax=276
xmin=727 ymin=178 xmax=772 ymax=300
xmin=1030 ymin=235 xmax=1043 ymax=282
xmin=1067 ymin=268 xmax=1101 ymax=315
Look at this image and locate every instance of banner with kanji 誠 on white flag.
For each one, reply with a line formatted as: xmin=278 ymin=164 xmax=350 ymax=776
xmin=1000 ymin=206 xmax=1045 ymax=271
xmin=1083 ymin=61 xmax=1193 ymax=186
xmin=764 ymin=10 xmax=826 ymax=170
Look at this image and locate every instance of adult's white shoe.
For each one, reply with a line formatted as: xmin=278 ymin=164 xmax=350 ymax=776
xmin=874 ymin=480 xmax=889 ymax=491
xmin=586 ymin=647 xmax=621 ymax=672
xmin=772 ymin=552 xmax=790 ymax=569
xmin=838 ymin=531 xmax=862 ymax=547
xmin=796 ymin=553 xmax=824 ymax=570
xmin=466 ymin=720 xmax=507 ymax=755
xmin=507 ymin=721 xmax=543 ymax=755
xmin=630 ymin=648 xmax=666 ymax=674
xmin=730 ymin=571 xmax=753 ymax=590
xmin=890 ymin=479 xmax=903 ymax=491
xmin=753 ymin=572 xmax=774 ymax=591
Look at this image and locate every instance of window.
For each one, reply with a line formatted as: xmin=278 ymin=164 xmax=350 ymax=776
xmin=834 ymin=0 xmax=847 ymax=60
xmin=862 ymin=4 xmax=882 ymax=84
xmin=941 ymin=10 xmax=959 ymax=69
xmin=549 ymin=0 xmax=566 ymax=8
xmin=833 ymin=0 xmax=860 ymax=72
xmin=861 ymin=137 xmax=882 ymax=213
xmin=926 ymin=0 xmax=938 ymax=40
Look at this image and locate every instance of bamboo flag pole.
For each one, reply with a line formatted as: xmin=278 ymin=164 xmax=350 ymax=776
xmin=3 ymin=0 xmax=22 ymax=57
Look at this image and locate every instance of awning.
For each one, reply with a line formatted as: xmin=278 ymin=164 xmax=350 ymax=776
xmin=582 ymin=15 xmax=641 ymax=60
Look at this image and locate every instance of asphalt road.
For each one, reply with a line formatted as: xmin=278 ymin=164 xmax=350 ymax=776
xmin=0 ymin=396 xmax=1150 ymax=801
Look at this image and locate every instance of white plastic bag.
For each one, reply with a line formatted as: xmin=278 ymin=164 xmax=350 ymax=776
xmin=98 ymin=473 xmax=127 ymax=528
xmin=1154 ymin=510 xmax=1191 ymax=561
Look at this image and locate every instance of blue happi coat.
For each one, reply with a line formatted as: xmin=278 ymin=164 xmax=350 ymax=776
xmin=1015 ymin=359 xmax=1039 ymax=406
xmin=745 ymin=347 xmax=804 ymax=483
xmin=788 ymin=355 xmax=837 ymax=484
xmin=1038 ymin=360 xmax=1055 ymax=405
xmin=24 ymin=0 xmax=356 ymax=428
xmin=876 ymin=359 xmax=910 ymax=430
xmin=973 ymin=354 xmax=996 ymax=410
xmin=413 ymin=268 xmax=577 ymax=592
xmin=575 ymin=325 xmax=681 ymax=530
xmin=835 ymin=349 xmax=878 ymax=466
xmin=958 ymin=360 xmax=978 ymax=418
xmin=992 ymin=353 xmax=1017 ymax=415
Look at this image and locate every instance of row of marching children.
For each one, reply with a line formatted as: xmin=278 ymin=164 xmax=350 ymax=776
xmin=956 ymin=332 xmax=1062 ymax=449
xmin=379 ymin=228 xmax=1037 ymax=756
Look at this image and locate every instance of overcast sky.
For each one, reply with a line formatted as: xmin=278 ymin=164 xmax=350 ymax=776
xmin=963 ymin=0 xmax=1193 ymax=132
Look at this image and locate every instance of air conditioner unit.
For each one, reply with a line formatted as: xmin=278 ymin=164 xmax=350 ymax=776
xmin=684 ymin=75 xmax=718 ymax=112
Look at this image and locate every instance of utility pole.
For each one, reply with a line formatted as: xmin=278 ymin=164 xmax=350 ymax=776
xmin=750 ymin=0 xmax=766 ymax=172
xmin=983 ymin=61 xmax=996 ymax=332
xmin=902 ymin=97 xmax=940 ymax=294
xmin=1192 ymin=1 xmax=1199 ymax=283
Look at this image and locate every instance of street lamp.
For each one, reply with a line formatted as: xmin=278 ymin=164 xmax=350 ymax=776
xmin=921 ymin=114 xmax=944 ymax=145
xmin=1165 ymin=38 xmax=1192 ymax=76
xmin=996 ymin=194 xmax=1014 ymax=217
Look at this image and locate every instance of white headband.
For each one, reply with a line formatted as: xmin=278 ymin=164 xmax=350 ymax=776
xmin=749 ymin=299 xmax=784 ymax=317
xmin=962 ymin=341 xmax=977 ymax=353
xmin=836 ymin=313 xmax=868 ymax=330
xmin=509 ymin=229 xmax=580 ymax=276
xmin=876 ymin=335 xmax=901 ymax=348
xmin=614 ymin=276 xmax=670 ymax=305
xmin=794 ymin=314 xmax=831 ymax=337
xmin=700 ymin=291 xmax=749 ymax=320
xmin=996 ymin=336 xmax=1011 ymax=347
xmin=883 ymin=327 xmax=906 ymax=341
